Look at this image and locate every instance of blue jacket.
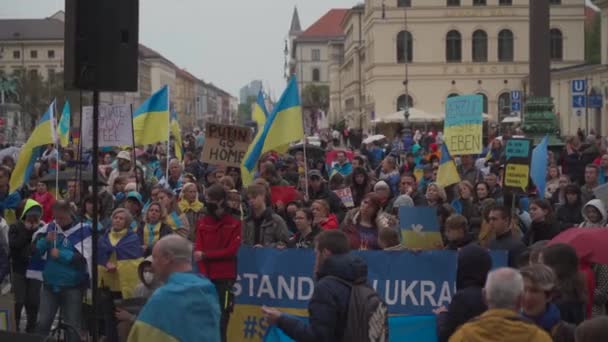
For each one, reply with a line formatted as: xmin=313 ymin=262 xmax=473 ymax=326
xmin=277 ymin=253 xmax=368 ymax=342
xmin=33 ymin=222 xmax=92 ymax=291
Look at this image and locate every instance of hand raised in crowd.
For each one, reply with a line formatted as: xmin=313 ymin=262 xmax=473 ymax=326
xmin=194 ymin=251 xmax=204 ymax=261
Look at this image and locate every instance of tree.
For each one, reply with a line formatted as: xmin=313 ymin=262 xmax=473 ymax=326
xmin=585 ymin=13 xmax=601 ymax=64
xmin=301 ymin=84 xmax=329 ymax=111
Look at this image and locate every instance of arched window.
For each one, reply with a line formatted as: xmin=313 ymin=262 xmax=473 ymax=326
xmin=446 ymin=30 xmax=462 ymax=62
xmin=498 ymin=92 xmax=511 ymax=119
xmin=477 ymin=93 xmax=488 ymax=114
xmin=397 ymin=31 xmax=413 ymax=63
xmin=498 ymin=29 xmax=514 ymax=62
xmin=397 ymin=94 xmax=414 ymax=111
xmin=550 ymin=29 xmax=563 ymax=61
xmin=472 ymin=30 xmax=488 ymax=62
xmin=312 ymin=68 xmax=320 ymax=82
xmin=397 ymin=0 xmax=411 ymax=7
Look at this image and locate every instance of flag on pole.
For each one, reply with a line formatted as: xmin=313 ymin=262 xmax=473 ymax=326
xmin=170 ymin=110 xmax=183 ymax=161
xmin=243 ymin=77 xmax=304 ymax=174
xmin=436 ymin=143 xmax=460 ymax=188
xmin=10 ymin=100 xmax=57 ymax=192
xmin=58 ymin=100 xmax=71 ymax=147
xmin=241 ymin=91 xmax=269 ymax=186
xmin=132 ymin=85 xmax=170 ymax=146
xmin=531 ymin=135 xmax=549 ymax=196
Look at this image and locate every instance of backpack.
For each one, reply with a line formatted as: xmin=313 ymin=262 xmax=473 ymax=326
xmin=327 ymin=276 xmax=389 ymax=342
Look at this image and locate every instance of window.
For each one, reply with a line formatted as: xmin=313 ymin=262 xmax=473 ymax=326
xmin=48 ymin=50 xmax=55 ymax=59
xmin=498 ymin=92 xmax=511 ymax=118
xmin=549 ymin=0 xmax=561 ymax=4
xmin=397 ymin=31 xmax=413 ymax=63
xmin=446 ymin=30 xmax=462 ymax=63
xmin=29 ymin=69 xmax=38 ymax=80
xmin=48 ymin=68 xmax=56 ymax=83
xmin=397 ymin=0 xmax=411 ymax=7
xmin=447 ymin=0 xmax=460 ymax=6
xmin=472 ymin=30 xmax=488 ymax=62
xmin=311 ymin=49 xmax=320 ymax=61
xmin=477 ymin=93 xmax=488 ymax=114
xmin=312 ymin=68 xmax=320 ymax=82
xmin=30 ymin=50 xmax=37 ymax=59
xmin=397 ymin=94 xmax=414 ymax=111
xmin=550 ymin=29 xmax=563 ymax=61
xmin=499 ymin=0 xmax=512 ymax=5
xmin=13 ymin=50 xmax=20 ymax=59
xmin=498 ymin=29 xmax=514 ymax=62
xmin=473 ymin=0 xmax=486 ymax=5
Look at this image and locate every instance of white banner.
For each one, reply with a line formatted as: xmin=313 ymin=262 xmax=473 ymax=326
xmin=82 ymin=104 xmax=133 ymax=148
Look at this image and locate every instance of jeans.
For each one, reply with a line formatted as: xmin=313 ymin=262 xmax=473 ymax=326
xmin=36 ymin=285 xmax=83 ymax=342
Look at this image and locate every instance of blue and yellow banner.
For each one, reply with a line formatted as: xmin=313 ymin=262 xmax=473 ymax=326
xmin=58 ymin=100 xmax=71 ymax=147
xmin=241 ymin=91 xmax=270 ymax=186
xmin=133 ymin=85 xmax=170 ymax=146
xmin=444 ymin=95 xmax=483 ymax=155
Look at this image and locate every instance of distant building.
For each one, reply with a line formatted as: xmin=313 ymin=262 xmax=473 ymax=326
xmin=239 ymin=80 xmax=263 ymax=104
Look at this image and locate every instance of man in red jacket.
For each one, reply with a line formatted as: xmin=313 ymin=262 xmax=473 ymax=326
xmin=194 ymin=184 xmax=241 ymax=342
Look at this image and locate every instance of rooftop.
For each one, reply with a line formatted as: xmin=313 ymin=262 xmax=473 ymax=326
xmin=297 ymin=9 xmax=348 ymax=41
xmin=0 ymin=17 xmax=63 ymax=41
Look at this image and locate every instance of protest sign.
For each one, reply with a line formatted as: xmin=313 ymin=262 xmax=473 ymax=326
xmin=444 ymin=95 xmax=483 ymax=155
xmin=505 ymin=139 xmax=532 ymax=161
xmin=228 ymin=247 xmax=507 ymax=342
xmin=333 ymin=187 xmax=355 ymax=208
xmin=504 ymin=163 xmax=530 ymax=192
xmin=201 ymin=123 xmax=253 ymax=168
xmin=399 ymin=207 xmax=443 ymax=250
xmin=504 ymin=138 xmax=532 ymax=193
xmin=81 ymin=105 xmax=132 ymax=148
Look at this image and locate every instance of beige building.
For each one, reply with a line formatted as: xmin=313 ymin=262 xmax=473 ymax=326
xmin=319 ymin=0 xmax=588 ymax=132
xmin=175 ymin=68 xmax=197 ymax=128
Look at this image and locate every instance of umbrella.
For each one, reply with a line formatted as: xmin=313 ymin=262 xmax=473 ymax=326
xmin=548 ymin=227 xmax=608 ymax=264
xmin=39 ymin=169 xmax=107 ymax=185
xmin=288 ymin=143 xmax=326 ymax=161
xmin=362 ymin=134 xmax=386 ymax=145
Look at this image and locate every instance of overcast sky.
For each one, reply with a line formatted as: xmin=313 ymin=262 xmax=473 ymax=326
xmin=2 ymin=0 xmax=358 ymax=98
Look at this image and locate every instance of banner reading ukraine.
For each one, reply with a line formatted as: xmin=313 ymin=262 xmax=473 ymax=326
xmin=228 ymin=247 xmax=508 ymax=342
xmin=444 ymin=95 xmax=483 ymax=155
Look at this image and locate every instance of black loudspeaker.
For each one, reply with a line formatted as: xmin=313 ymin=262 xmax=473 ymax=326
xmin=64 ymin=0 xmax=139 ymax=91
xmin=0 ymin=331 xmax=49 ymax=342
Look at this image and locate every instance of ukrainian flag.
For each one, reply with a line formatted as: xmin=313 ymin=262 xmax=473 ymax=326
xmin=10 ymin=100 xmax=56 ymax=192
xmin=243 ymin=78 xmax=303 ymax=177
xmin=241 ymin=91 xmax=269 ymax=186
xmin=436 ymin=143 xmax=460 ymax=188
xmin=133 ymin=86 xmax=170 ymax=146
xmin=58 ymin=100 xmax=71 ymax=147
xmin=170 ymin=110 xmax=183 ymax=161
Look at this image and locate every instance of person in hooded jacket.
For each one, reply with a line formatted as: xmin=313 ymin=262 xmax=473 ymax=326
xmin=194 ymin=184 xmax=242 ymax=342
xmin=435 ymin=244 xmax=492 ymax=342
xmin=578 ymin=198 xmax=607 ymax=227
xmin=556 ymin=184 xmax=584 ymax=231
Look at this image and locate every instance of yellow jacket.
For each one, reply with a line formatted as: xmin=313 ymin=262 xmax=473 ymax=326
xmin=449 ymin=309 xmax=552 ymax=342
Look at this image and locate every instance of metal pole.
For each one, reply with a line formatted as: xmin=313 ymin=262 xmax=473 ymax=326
xmin=585 ymin=77 xmax=589 ymax=135
xmin=91 ymin=89 xmax=100 ymax=342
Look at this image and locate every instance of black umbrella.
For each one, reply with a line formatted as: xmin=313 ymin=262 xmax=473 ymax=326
xmin=39 ymin=169 xmax=107 ymax=185
xmin=288 ymin=143 xmax=326 ymax=161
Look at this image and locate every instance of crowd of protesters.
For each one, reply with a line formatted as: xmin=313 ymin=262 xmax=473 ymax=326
xmin=0 ymin=125 xmax=607 ymax=341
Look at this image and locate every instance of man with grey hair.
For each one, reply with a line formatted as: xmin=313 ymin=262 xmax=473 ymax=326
xmin=128 ymin=235 xmax=220 ymax=342
xmin=449 ymin=268 xmax=551 ymax=342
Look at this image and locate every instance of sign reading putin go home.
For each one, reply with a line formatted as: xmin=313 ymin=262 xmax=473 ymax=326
xmin=444 ymin=95 xmax=483 ymax=155
xmin=202 ymin=123 xmax=253 ymax=168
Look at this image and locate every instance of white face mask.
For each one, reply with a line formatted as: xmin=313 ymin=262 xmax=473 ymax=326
xmin=143 ymin=271 xmax=155 ymax=284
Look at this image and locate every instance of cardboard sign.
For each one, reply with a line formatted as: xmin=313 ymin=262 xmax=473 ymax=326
xmin=399 ymin=206 xmax=444 ymax=250
xmin=333 ymin=187 xmax=355 ymax=208
xmin=444 ymin=95 xmax=483 ymax=155
xmin=81 ymin=105 xmax=133 ymax=148
xmin=504 ymin=163 xmax=530 ymax=192
xmin=201 ymin=123 xmax=253 ymax=168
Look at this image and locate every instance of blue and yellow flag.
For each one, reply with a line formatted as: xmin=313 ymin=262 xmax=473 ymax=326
xmin=10 ymin=100 xmax=56 ymax=192
xmin=133 ymin=85 xmax=170 ymax=146
xmin=436 ymin=143 xmax=460 ymax=188
xmin=58 ymin=100 xmax=71 ymax=147
xmin=97 ymin=231 xmax=143 ymax=299
xmin=243 ymin=78 xmax=303 ymax=178
xmin=170 ymin=110 xmax=183 ymax=161
xmin=241 ymin=91 xmax=269 ymax=186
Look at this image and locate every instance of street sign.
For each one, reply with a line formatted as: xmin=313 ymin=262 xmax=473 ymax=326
xmin=589 ymin=95 xmax=603 ymax=109
xmin=511 ymin=101 xmax=521 ymax=112
xmin=511 ymin=90 xmax=522 ymax=102
xmin=573 ymin=95 xmax=586 ymax=108
xmin=572 ymin=79 xmax=587 ymax=94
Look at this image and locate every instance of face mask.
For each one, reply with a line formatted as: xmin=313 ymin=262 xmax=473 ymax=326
xmin=143 ymin=271 xmax=154 ymax=284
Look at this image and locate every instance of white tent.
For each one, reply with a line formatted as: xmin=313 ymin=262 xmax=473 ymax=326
xmin=372 ymin=108 xmax=443 ymax=124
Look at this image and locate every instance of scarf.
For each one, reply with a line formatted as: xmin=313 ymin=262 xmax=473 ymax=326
xmin=165 ymin=211 xmax=183 ymax=232
xmin=144 ymin=222 xmax=161 ymax=247
xmin=522 ymin=303 xmax=561 ymax=332
xmin=178 ymin=199 xmax=204 ymax=213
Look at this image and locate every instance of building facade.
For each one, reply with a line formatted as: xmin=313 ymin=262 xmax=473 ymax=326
xmin=239 ymin=80 xmax=263 ymax=104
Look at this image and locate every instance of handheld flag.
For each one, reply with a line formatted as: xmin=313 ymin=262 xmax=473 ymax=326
xmin=10 ymin=100 xmax=56 ymax=192
xmin=58 ymin=100 xmax=71 ymax=147
xmin=531 ymin=136 xmax=549 ymax=196
xmin=243 ymin=77 xmax=303 ymax=173
xmin=170 ymin=110 xmax=183 ymax=161
xmin=241 ymin=91 xmax=269 ymax=186
xmin=132 ymin=85 xmax=170 ymax=146
xmin=436 ymin=143 xmax=460 ymax=188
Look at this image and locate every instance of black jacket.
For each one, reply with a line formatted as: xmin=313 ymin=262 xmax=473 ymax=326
xmin=523 ymin=221 xmax=560 ymax=246
xmin=555 ymin=204 xmax=583 ymax=231
xmin=308 ymin=184 xmax=347 ymax=222
xmin=277 ymin=253 xmax=368 ymax=342
xmin=437 ymin=245 xmax=491 ymax=342
xmin=489 ymin=230 xmax=527 ymax=267
xmin=8 ymin=222 xmax=36 ymax=275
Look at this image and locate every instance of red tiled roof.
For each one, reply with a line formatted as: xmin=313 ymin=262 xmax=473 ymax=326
xmin=299 ymin=9 xmax=348 ymax=39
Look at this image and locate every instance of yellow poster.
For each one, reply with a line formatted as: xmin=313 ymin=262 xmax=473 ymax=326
xmin=504 ymin=164 xmax=530 ymax=191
